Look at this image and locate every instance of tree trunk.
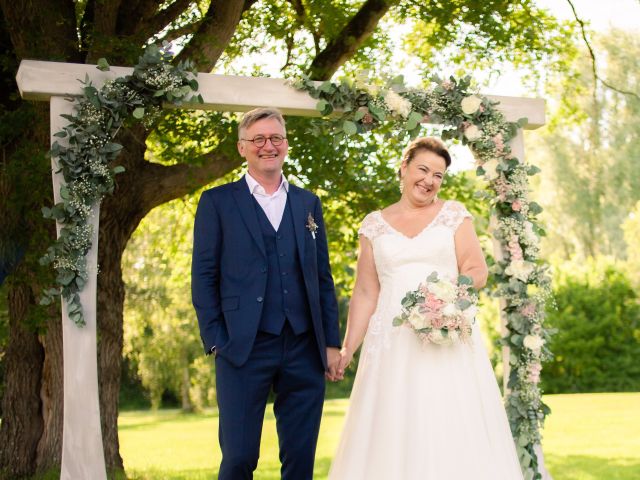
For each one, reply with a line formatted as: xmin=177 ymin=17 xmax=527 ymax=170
xmin=0 ymin=279 xmax=45 ymax=480
xmin=181 ymin=363 xmax=192 ymax=413
xmin=35 ymin=316 xmax=64 ymax=474
xmin=96 ymin=208 xmax=129 ymax=474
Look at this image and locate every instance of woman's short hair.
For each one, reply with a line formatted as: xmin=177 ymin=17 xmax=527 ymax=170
xmin=401 ymin=137 xmax=451 ymax=170
xmin=238 ymin=107 xmax=286 ymax=139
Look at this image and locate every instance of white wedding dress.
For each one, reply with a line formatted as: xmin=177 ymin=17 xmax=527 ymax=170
xmin=328 ymin=201 xmax=524 ymax=480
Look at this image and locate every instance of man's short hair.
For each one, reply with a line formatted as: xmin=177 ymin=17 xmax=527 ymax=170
xmin=238 ymin=107 xmax=286 ymax=139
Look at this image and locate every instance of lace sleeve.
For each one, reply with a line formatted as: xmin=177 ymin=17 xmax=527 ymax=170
xmin=358 ymin=211 xmax=388 ymax=241
xmin=439 ymin=201 xmax=473 ymax=231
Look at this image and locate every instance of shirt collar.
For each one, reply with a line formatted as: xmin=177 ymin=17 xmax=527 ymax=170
xmin=245 ymin=172 xmax=289 ymax=195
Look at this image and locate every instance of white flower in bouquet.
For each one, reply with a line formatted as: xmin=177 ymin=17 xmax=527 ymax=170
xmin=481 ymin=158 xmax=500 ymax=180
xmin=505 ymin=259 xmax=535 ymax=282
xmin=393 ymin=272 xmax=477 ymax=347
xmin=461 ymin=95 xmax=482 ymax=115
xmin=523 ymin=334 xmax=544 ymax=353
xmin=428 ymin=329 xmax=448 ymax=345
xmin=442 ymin=303 xmax=461 ymax=318
xmin=428 ymin=280 xmax=457 ymax=303
xmin=462 ymin=304 xmax=478 ymax=323
xmin=464 ymin=124 xmax=483 ymax=141
xmin=408 ymin=306 xmax=429 ymax=329
xmin=383 ymin=90 xmax=412 ymax=118
xmin=447 ymin=330 xmax=460 ymax=344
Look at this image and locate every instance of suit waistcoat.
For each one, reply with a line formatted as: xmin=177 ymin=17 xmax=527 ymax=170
xmin=254 ymin=196 xmax=311 ymax=335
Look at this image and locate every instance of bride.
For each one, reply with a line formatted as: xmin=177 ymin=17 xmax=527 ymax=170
xmin=329 ymin=137 xmax=524 ymax=479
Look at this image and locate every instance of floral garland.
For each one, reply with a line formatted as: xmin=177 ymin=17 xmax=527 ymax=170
xmin=40 ymin=45 xmax=202 ymax=326
xmin=294 ymin=74 xmax=552 ymax=479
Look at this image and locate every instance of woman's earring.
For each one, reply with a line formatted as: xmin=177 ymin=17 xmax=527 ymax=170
xmin=399 ymin=178 xmax=404 ymax=194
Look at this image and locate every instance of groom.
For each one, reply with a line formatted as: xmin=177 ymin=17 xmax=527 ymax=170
xmin=191 ymin=107 xmax=341 ymax=479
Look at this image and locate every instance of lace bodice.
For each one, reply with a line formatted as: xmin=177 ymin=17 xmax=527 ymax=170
xmin=357 ymin=200 xmax=472 ymax=359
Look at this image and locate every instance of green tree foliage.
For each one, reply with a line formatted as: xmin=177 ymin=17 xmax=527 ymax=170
xmin=0 ymin=0 xmax=579 ymax=475
xmin=122 ymin=195 xmax=213 ymax=411
xmin=529 ymin=28 xmax=640 ymax=260
xmin=542 ymin=257 xmax=640 ymax=393
xmin=622 ymin=200 xmax=640 ymax=284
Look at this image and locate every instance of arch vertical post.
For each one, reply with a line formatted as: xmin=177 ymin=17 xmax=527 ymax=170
xmin=50 ymin=96 xmax=107 ymax=480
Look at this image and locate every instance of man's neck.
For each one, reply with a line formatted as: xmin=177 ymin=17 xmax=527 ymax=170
xmin=248 ymin=170 xmax=282 ymax=195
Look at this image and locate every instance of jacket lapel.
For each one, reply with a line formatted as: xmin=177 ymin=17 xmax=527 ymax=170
xmin=288 ymin=186 xmax=307 ymax=265
xmin=232 ymin=178 xmax=266 ymax=258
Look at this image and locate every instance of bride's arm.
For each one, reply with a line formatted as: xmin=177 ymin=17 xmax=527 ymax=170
xmin=337 ymin=235 xmax=380 ymax=376
xmin=454 ymin=218 xmax=489 ymax=289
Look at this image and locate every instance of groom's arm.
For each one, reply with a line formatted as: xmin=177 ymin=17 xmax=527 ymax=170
xmin=192 ymin=190 xmax=223 ymax=355
xmin=312 ymin=196 xmax=341 ymax=349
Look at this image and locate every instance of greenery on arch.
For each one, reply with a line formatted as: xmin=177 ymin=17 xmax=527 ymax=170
xmin=40 ymin=45 xmax=202 ymax=326
xmin=294 ymin=74 xmax=553 ymax=479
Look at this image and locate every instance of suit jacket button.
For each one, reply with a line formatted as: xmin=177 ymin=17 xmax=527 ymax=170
xmin=257 ymin=296 xmax=263 ymax=302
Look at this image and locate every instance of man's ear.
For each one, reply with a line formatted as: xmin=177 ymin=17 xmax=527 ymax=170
xmin=237 ymin=140 xmax=245 ymax=157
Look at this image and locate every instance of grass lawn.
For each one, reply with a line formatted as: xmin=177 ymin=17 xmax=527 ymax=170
xmin=119 ymin=392 xmax=640 ymax=479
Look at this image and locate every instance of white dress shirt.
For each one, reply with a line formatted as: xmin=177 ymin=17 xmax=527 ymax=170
xmin=245 ymin=172 xmax=289 ymax=231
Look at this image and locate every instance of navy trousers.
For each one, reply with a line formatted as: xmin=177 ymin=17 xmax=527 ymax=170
xmin=215 ymin=324 xmax=325 ymax=480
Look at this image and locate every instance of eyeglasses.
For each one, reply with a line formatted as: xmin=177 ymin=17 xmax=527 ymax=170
xmin=241 ymin=135 xmax=287 ymax=147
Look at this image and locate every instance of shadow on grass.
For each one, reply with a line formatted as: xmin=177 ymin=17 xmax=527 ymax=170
xmin=547 ymin=454 xmax=640 ymax=480
xmin=124 ymin=456 xmax=333 ymax=480
xmin=118 ymin=409 xmax=219 ymax=431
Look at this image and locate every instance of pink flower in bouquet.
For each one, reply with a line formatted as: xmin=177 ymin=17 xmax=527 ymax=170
xmin=512 ymin=200 xmax=522 ymax=212
xmin=393 ymin=272 xmax=478 ymax=346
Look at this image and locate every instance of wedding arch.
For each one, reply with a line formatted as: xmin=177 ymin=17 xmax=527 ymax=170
xmin=16 ymin=48 xmax=549 ymax=480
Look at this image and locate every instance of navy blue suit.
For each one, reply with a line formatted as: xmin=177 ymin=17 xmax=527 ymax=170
xmin=192 ymin=177 xmax=340 ymax=479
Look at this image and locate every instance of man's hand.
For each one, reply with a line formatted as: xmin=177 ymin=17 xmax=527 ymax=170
xmin=325 ymin=347 xmax=342 ymax=382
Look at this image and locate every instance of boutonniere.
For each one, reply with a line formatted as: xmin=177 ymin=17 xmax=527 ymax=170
xmin=306 ymin=212 xmax=318 ymax=239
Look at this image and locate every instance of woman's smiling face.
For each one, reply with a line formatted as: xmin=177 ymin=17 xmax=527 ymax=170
xmin=400 ymin=150 xmax=446 ymax=205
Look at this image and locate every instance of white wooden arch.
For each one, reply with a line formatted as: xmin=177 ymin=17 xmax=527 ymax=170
xmin=16 ymin=60 xmax=545 ymax=479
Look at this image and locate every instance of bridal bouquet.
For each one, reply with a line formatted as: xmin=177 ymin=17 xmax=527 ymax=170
xmin=392 ymin=272 xmax=478 ymax=346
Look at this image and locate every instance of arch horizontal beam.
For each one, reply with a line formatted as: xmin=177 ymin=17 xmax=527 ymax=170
xmin=17 ymin=60 xmax=545 ymax=129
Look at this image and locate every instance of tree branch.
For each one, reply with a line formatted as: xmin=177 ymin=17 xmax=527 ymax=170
xmin=566 ymin=0 xmax=639 ymax=100
xmin=92 ymin=0 xmax=123 ymax=39
xmin=124 ymin=0 xmax=194 ymax=41
xmin=175 ymin=0 xmax=257 ymax=71
xmin=158 ymin=20 xmax=203 ymax=44
xmin=307 ymin=0 xmax=399 ymax=80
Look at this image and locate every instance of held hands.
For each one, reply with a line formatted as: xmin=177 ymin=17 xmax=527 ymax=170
xmin=325 ymin=346 xmax=354 ymax=382
xmin=325 ymin=347 xmax=342 ymax=382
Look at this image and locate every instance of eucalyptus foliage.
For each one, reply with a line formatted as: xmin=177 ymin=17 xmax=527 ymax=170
xmin=295 ymin=74 xmax=552 ymax=479
xmin=40 ymin=45 xmax=202 ymax=326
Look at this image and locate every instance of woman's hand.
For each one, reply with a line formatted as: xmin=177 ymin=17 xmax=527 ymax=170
xmin=337 ymin=347 xmax=354 ymax=379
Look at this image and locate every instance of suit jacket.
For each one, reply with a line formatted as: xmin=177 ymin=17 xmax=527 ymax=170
xmin=191 ymin=176 xmax=340 ymax=369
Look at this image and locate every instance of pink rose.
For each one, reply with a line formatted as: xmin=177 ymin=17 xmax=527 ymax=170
xmin=512 ymin=200 xmax=522 ymax=211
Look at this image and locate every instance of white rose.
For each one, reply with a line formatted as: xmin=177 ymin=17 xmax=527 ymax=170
xmin=464 ymin=124 xmax=482 ymax=141
xmin=364 ymin=83 xmax=380 ymax=96
xmin=383 ymin=90 xmax=412 ymax=118
xmin=523 ymin=334 xmax=545 ymax=353
xmin=447 ymin=330 xmax=460 ymax=344
xmin=408 ymin=306 xmax=427 ymax=330
xmin=462 ymin=305 xmax=478 ymax=323
xmin=481 ymin=158 xmax=499 ymax=180
xmin=429 ymin=329 xmax=449 ymax=345
xmin=428 ymin=280 xmax=458 ymax=303
xmin=461 ymin=95 xmax=482 ymax=115
xmin=523 ymin=221 xmax=539 ymax=245
xmin=505 ymin=260 xmax=535 ymax=282
xmin=442 ymin=303 xmax=461 ymax=318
